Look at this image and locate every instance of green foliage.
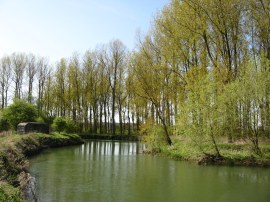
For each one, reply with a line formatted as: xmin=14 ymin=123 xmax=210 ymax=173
xmin=2 ymin=99 xmax=38 ymax=130
xmin=177 ymin=67 xmax=223 ymax=156
xmin=36 ymin=116 xmax=45 ymax=123
xmin=140 ymin=120 xmax=167 ymax=150
xmin=176 ymin=59 xmax=270 ymax=156
xmin=35 ymin=111 xmax=53 ymax=125
xmin=52 ymin=117 xmax=78 ymax=134
xmin=0 ymin=116 xmax=10 ymax=132
xmin=52 ymin=117 xmax=67 ymax=133
xmin=0 ymin=183 xmax=24 ymax=202
xmin=65 ymin=117 xmax=78 ymax=133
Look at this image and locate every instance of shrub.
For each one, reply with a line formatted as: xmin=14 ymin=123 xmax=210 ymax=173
xmin=65 ymin=117 xmax=77 ymax=133
xmin=2 ymin=100 xmax=38 ymax=130
xmin=52 ymin=117 xmax=78 ymax=134
xmin=0 ymin=116 xmax=10 ymax=132
xmin=52 ymin=117 xmax=66 ymax=133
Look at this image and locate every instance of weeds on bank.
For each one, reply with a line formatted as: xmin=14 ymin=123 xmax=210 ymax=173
xmin=0 ymin=182 xmax=24 ymax=202
xmin=148 ymin=136 xmax=270 ymax=166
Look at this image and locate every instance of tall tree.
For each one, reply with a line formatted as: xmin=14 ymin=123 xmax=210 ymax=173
xmin=36 ymin=57 xmax=50 ymax=116
xmin=11 ymin=53 xmax=26 ymax=99
xmin=108 ymin=40 xmax=127 ymax=135
xmin=26 ymin=54 xmax=36 ymax=103
xmin=54 ymin=59 xmax=68 ymax=116
xmin=67 ymin=53 xmax=82 ymax=123
xmin=0 ymin=56 xmax=12 ymax=108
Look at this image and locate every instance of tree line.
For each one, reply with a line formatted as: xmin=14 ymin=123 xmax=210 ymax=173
xmin=1 ymin=0 xmax=270 ymax=155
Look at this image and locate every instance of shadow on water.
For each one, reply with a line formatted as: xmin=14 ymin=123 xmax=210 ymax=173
xmin=29 ymin=141 xmax=270 ymax=202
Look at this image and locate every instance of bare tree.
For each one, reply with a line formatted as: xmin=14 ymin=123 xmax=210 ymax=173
xmin=36 ymin=57 xmax=50 ymax=115
xmin=11 ymin=53 xmax=26 ymax=99
xmin=0 ymin=56 xmax=12 ymax=108
xmin=26 ymin=54 xmax=37 ymax=103
xmin=108 ymin=40 xmax=126 ymax=135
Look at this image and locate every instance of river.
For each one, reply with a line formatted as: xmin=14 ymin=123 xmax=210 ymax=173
xmin=29 ymin=140 xmax=270 ymax=202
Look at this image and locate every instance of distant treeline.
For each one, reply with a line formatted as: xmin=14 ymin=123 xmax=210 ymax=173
xmin=1 ymin=0 xmax=270 ymax=155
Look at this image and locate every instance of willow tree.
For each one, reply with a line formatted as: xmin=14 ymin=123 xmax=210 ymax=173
xmin=132 ymin=34 xmax=173 ymax=145
xmin=233 ymin=59 xmax=270 ymax=155
xmin=178 ymin=66 xmax=224 ymax=156
xmin=249 ymin=0 xmax=270 ymax=137
xmin=249 ymin=0 xmax=270 ymax=59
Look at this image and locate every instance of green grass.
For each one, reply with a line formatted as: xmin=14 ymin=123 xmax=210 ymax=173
xmin=159 ymin=142 xmax=202 ymax=161
xmin=152 ymin=136 xmax=270 ymax=166
xmin=0 ymin=182 xmax=24 ymax=202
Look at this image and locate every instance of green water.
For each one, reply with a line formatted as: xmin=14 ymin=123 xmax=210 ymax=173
xmin=29 ymin=141 xmax=270 ymax=202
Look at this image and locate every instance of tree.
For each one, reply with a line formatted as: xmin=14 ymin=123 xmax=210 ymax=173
xmin=67 ymin=53 xmax=82 ymax=124
xmin=26 ymin=54 xmax=36 ymax=103
xmin=54 ymin=59 xmax=68 ymax=116
xmin=178 ymin=66 xmax=222 ymax=156
xmin=0 ymin=56 xmax=12 ymax=108
xmin=97 ymin=48 xmax=111 ymax=134
xmin=82 ymin=50 xmax=99 ymax=133
xmin=2 ymin=99 xmax=38 ymax=130
xmin=11 ymin=53 xmax=26 ymax=99
xmin=131 ymin=34 xmax=173 ymax=145
xmin=107 ymin=40 xmax=127 ymax=135
xmin=36 ymin=57 xmax=50 ymax=116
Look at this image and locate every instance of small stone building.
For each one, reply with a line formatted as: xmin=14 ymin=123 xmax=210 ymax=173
xmin=17 ymin=122 xmax=50 ymax=134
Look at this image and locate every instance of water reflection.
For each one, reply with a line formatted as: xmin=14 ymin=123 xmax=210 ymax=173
xmin=29 ymin=141 xmax=270 ymax=202
xmin=216 ymin=167 xmax=269 ymax=184
xmin=75 ymin=141 xmax=145 ymax=159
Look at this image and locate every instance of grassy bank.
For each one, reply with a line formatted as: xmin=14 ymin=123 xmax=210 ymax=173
xmin=146 ymin=137 xmax=270 ymax=167
xmin=0 ymin=132 xmax=83 ymax=201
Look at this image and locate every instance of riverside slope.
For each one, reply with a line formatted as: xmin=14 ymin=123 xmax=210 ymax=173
xmin=0 ymin=133 xmax=83 ymax=202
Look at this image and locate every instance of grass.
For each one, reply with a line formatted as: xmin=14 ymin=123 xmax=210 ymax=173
xmin=152 ymin=136 xmax=270 ymax=167
xmin=0 ymin=182 xmax=23 ymax=202
xmin=159 ymin=142 xmax=202 ymax=161
xmin=0 ymin=134 xmax=21 ymax=150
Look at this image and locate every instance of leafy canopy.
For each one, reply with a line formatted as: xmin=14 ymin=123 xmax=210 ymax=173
xmin=52 ymin=117 xmax=77 ymax=133
xmin=3 ymin=99 xmax=38 ymax=130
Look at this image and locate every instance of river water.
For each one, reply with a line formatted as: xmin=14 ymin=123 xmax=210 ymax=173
xmin=29 ymin=140 xmax=270 ymax=202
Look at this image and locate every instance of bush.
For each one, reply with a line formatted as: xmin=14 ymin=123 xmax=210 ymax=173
xmin=52 ymin=117 xmax=66 ymax=133
xmin=2 ymin=100 xmax=38 ymax=130
xmin=0 ymin=116 xmax=10 ymax=132
xmin=52 ymin=117 xmax=78 ymax=134
xmin=65 ymin=117 xmax=77 ymax=133
xmin=140 ymin=119 xmax=165 ymax=150
xmin=36 ymin=117 xmax=45 ymax=123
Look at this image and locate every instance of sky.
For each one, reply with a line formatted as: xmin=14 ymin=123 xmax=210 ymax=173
xmin=0 ymin=0 xmax=169 ymax=62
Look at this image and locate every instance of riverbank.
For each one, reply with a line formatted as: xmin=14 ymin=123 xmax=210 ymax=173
xmin=0 ymin=133 xmax=83 ymax=201
xmin=149 ymin=138 xmax=270 ymax=167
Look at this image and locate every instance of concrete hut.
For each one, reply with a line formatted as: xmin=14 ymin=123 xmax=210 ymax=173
xmin=17 ymin=122 xmax=49 ymax=134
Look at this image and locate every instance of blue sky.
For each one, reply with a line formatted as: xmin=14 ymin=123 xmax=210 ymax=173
xmin=0 ymin=0 xmax=169 ymax=62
